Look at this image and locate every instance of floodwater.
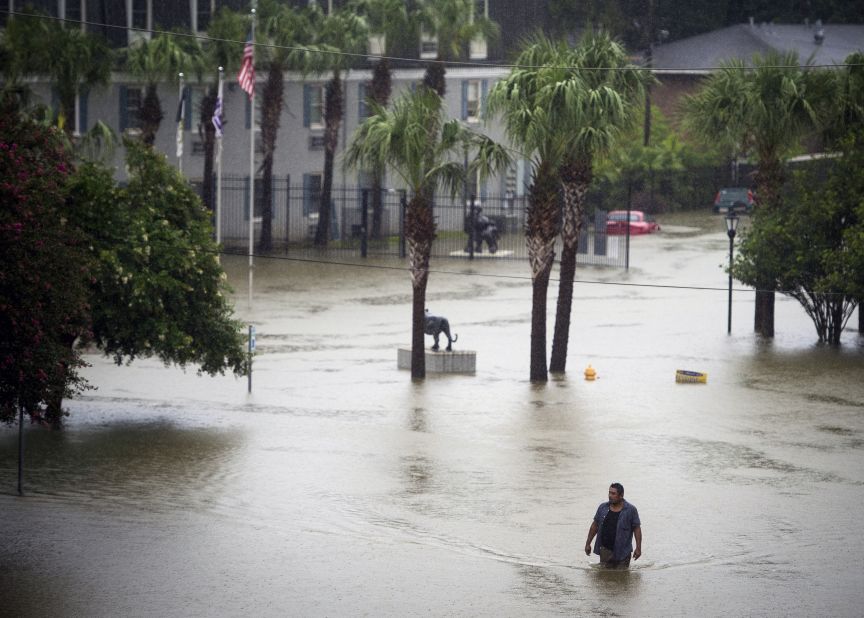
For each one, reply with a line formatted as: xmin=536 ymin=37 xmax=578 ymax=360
xmin=2 ymin=214 xmax=863 ymax=617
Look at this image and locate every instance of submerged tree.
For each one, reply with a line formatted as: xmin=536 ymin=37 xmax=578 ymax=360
xmin=345 ymin=89 xmax=508 ymax=378
xmin=684 ymin=51 xmax=830 ymax=338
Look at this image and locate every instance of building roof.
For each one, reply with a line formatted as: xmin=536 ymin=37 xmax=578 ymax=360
xmin=652 ymin=23 xmax=864 ymax=74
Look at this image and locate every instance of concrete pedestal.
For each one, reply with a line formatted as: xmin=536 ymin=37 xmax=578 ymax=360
xmin=397 ymin=347 xmax=476 ymax=374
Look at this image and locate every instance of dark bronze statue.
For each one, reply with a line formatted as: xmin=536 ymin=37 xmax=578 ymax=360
xmin=424 ymin=310 xmax=458 ymax=351
xmin=464 ymin=206 xmax=499 ymax=254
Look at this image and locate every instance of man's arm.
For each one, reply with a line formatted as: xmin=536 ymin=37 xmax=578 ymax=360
xmin=632 ymin=525 xmax=642 ymax=560
xmin=584 ymin=521 xmax=598 ymax=556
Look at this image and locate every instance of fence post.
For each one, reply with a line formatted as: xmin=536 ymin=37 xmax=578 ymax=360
xmin=399 ymin=190 xmax=407 ymax=259
xmin=361 ymin=188 xmax=368 ymax=258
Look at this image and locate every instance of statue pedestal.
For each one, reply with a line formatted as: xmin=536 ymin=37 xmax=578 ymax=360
xmin=397 ymin=347 xmax=476 ymax=374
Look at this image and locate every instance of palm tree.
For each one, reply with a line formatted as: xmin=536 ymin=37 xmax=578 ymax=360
xmin=199 ymin=7 xmax=246 ymax=212
xmin=684 ymin=51 xmax=826 ymax=337
xmin=486 ymin=38 xmax=567 ymax=382
xmin=350 ymin=0 xmax=409 ymax=239
xmin=345 ymin=89 xmax=508 ymax=378
xmin=312 ymin=8 xmax=369 ymax=247
xmin=2 ymin=10 xmax=112 ymax=136
xmin=256 ymin=0 xmax=317 ymax=252
xmin=126 ymin=33 xmax=202 ymax=146
xmin=544 ymin=32 xmax=650 ymax=373
xmin=417 ymin=0 xmax=498 ymax=96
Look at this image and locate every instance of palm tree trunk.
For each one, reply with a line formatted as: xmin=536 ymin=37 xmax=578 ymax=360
xmin=199 ymin=87 xmax=217 ymax=212
xmin=316 ymin=74 xmax=343 ymax=247
xmin=406 ymin=194 xmax=435 ymax=379
xmin=550 ymin=160 xmax=591 ymax=373
xmin=259 ymin=64 xmax=284 ymax=253
xmin=526 ymin=162 xmax=561 ymax=383
xmin=140 ymin=83 xmax=163 ymax=146
xmin=423 ymin=59 xmax=447 ymax=97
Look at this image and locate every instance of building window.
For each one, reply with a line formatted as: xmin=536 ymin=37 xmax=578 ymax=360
xmin=420 ymin=31 xmax=438 ymax=60
xmin=304 ymin=84 xmax=325 ymax=129
xmin=196 ymin=0 xmax=211 ymax=32
xmin=120 ymin=85 xmax=143 ymax=133
xmin=462 ymin=79 xmax=486 ymax=123
xmin=131 ymin=0 xmax=148 ymax=29
xmin=65 ymin=0 xmax=83 ymax=22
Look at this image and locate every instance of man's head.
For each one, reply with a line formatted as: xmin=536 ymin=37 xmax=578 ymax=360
xmin=608 ymin=483 xmax=624 ymax=504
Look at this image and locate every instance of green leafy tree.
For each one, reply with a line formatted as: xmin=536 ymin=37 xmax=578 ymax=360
xmin=684 ymin=51 xmax=831 ymax=338
xmin=312 ymin=8 xmax=369 ymax=247
xmin=541 ymin=31 xmax=651 ymax=373
xmin=0 ymin=97 xmax=91 ymax=425
xmin=417 ymin=0 xmax=499 ymax=96
xmin=345 ymin=89 xmax=508 ymax=378
xmin=487 ymin=37 xmax=567 ymax=382
xmin=66 ymin=140 xmax=247 ymax=378
xmin=733 ymin=137 xmax=864 ymax=344
xmin=350 ymin=0 xmax=409 ymax=239
xmin=125 ymin=33 xmax=203 ymax=146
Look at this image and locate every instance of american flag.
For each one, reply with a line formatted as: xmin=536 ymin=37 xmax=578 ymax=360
xmin=237 ymin=36 xmax=255 ymax=99
xmin=212 ymin=78 xmax=224 ymax=138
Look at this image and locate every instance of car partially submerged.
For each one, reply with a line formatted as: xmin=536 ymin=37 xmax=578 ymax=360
xmin=606 ymin=210 xmax=660 ymax=235
xmin=713 ymin=187 xmax=755 ymax=213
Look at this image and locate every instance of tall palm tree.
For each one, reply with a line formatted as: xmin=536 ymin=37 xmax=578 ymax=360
xmin=312 ymin=8 xmax=369 ymax=247
xmin=126 ymin=33 xmax=202 ymax=146
xmin=199 ymin=7 xmax=246 ymax=212
xmin=544 ymin=32 xmax=650 ymax=373
xmin=256 ymin=0 xmax=317 ymax=252
xmin=684 ymin=51 xmax=826 ymax=337
xmin=350 ymin=0 xmax=409 ymax=239
xmin=417 ymin=0 xmax=498 ymax=96
xmin=486 ymin=38 xmax=567 ymax=382
xmin=345 ymin=89 xmax=508 ymax=378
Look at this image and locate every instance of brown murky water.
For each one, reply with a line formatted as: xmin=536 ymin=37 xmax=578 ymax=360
xmin=2 ymin=214 xmax=863 ymax=616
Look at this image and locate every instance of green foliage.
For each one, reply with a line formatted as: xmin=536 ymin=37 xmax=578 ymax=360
xmin=67 ymin=141 xmax=247 ymax=375
xmin=733 ymin=131 xmax=864 ymax=344
xmin=0 ymin=99 xmax=91 ymax=423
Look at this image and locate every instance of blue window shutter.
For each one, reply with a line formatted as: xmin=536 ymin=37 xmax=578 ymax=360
xmin=245 ymin=95 xmax=251 ymax=129
xmin=303 ymin=84 xmax=311 ymax=127
xmin=480 ymin=178 xmax=488 ymax=201
xmin=244 ymin=175 xmax=250 ymax=221
xmin=79 ymin=87 xmax=89 ymax=133
xmin=481 ymin=79 xmax=489 ymax=116
xmin=358 ymin=82 xmax=367 ymax=120
xmin=184 ymin=86 xmax=193 ymax=131
xmin=303 ymin=173 xmax=312 ymax=216
xmin=119 ymin=85 xmax=128 ymax=132
xmin=461 ymin=80 xmax=468 ymax=120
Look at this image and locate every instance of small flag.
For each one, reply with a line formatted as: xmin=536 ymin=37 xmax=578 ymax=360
xmin=237 ymin=36 xmax=255 ymax=99
xmin=212 ymin=78 xmax=224 ymax=138
xmin=175 ymin=87 xmax=186 ymax=158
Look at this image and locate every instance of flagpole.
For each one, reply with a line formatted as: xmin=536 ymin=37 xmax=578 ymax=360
xmin=216 ymin=66 xmax=224 ymax=248
xmin=178 ymin=72 xmax=184 ymax=175
xmin=248 ymin=7 xmax=256 ymax=273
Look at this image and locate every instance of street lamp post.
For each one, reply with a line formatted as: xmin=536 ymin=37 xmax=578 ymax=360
xmin=725 ymin=210 xmax=740 ymax=334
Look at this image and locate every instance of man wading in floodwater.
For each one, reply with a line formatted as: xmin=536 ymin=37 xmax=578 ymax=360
xmin=584 ymin=483 xmax=642 ymax=569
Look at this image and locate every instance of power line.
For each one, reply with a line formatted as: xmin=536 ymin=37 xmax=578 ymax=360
xmin=3 ymin=10 xmax=862 ymax=74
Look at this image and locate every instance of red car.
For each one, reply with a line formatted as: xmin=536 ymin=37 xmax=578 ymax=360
xmin=606 ymin=210 xmax=661 ymax=235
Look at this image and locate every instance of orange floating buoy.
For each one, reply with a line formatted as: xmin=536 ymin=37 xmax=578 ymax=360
xmin=584 ymin=365 xmax=597 ymax=381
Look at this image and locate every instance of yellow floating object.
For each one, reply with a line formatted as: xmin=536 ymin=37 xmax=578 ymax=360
xmin=584 ymin=365 xmax=597 ymax=381
xmin=676 ymin=369 xmax=707 ymax=384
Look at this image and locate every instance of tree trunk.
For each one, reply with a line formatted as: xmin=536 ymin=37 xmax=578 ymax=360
xmin=316 ymin=74 xmax=343 ymax=247
xmin=525 ymin=162 xmax=561 ymax=383
xmin=753 ymin=155 xmax=784 ymax=338
xmin=406 ymin=194 xmax=435 ymax=379
xmin=259 ymin=64 xmax=284 ymax=253
xmin=140 ymin=83 xmax=163 ymax=146
xmin=423 ymin=60 xmax=447 ymax=97
xmin=199 ymin=87 xmax=217 ymax=212
xmin=550 ymin=160 xmax=591 ymax=373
